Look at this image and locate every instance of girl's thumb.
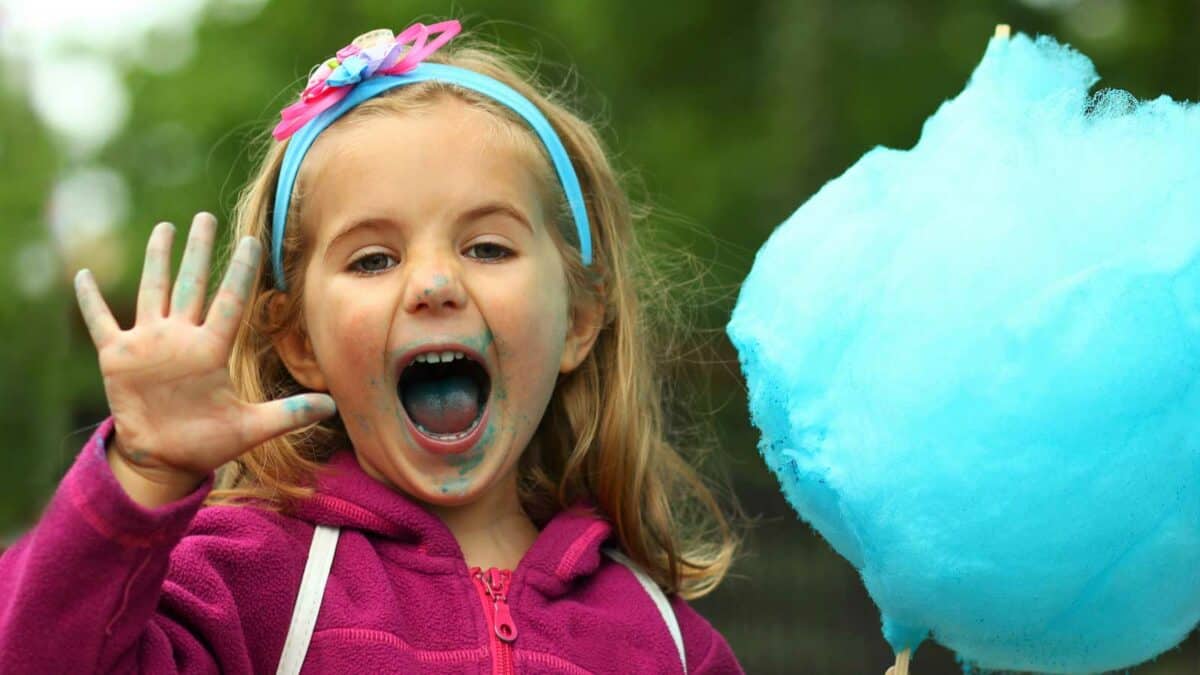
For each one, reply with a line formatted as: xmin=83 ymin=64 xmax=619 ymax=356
xmin=246 ymin=394 xmax=338 ymax=447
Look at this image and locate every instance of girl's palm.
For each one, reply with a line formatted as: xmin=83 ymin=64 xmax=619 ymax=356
xmin=73 ymin=213 xmax=335 ymax=480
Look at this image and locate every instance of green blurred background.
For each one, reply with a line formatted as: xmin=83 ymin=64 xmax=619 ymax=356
xmin=1 ymin=0 xmax=1197 ymax=672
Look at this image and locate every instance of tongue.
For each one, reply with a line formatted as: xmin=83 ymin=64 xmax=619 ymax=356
xmin=402 ymin=374 xmax=481 ymax=435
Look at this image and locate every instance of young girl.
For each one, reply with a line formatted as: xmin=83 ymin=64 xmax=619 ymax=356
xmin=0 ymin=19 xmax=742 ymax=674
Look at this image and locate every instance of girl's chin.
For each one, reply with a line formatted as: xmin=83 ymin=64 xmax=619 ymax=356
xmin=350 ymin=420 xmax=521 ymax=507
xmin=355 ymin=451 xmax=494 ymax=504
xmin=419 ymin=484 xmax=484 ymax=506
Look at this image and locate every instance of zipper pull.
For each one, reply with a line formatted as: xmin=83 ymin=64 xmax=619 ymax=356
xmin=493 ymin=599 xmax=517 ymax=643
xmin=484 ymin=568 xmax=519 ymax=643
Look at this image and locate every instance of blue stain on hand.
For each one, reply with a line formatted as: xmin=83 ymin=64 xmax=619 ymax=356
xmin=728 ymin=32 xmax=1200 ymax=674
xmin=284 ymin=398 xmax=313 ymax=414
xmin=284 ymin=394 xmax=336 ymax=418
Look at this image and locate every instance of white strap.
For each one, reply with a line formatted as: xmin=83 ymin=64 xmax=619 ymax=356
xmin=276 ymin=524 xmax=340 ymax=675
xmin=603 ymin=548 xmax=686 ymax=673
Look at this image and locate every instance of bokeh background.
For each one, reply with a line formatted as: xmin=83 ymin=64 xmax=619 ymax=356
xmin=1 ymin=0 xmax=1197 ymax=672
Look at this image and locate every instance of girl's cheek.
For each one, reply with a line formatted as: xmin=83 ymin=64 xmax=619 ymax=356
xmin=348 ymin=306 xmax=382 ymax=336
xmin=333 ymin=305 xmax=388 ymax=367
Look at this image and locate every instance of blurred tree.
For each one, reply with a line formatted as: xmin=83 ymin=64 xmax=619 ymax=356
xmin=0 ymin=89 xmax=70 ymax=529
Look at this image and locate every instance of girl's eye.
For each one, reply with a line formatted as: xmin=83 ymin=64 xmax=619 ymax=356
xmin=350 ymin=252 xmax=397 ymax=274
xmin=466 ymin=242 xmax=512 ymax=261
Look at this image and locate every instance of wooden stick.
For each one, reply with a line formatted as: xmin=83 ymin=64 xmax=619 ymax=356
xmin=995 ymin=23 xmax=1011 ymax=39
xmin=884 ymin=648 xmax=911 ymax=675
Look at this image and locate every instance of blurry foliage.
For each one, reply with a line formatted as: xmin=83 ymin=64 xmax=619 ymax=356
xmin=2 ymin=0 xmax=1198 ymax=672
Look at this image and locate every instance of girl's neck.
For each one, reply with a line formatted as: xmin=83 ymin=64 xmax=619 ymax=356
xmin=428 ymin=470 xmax=539 ymax=571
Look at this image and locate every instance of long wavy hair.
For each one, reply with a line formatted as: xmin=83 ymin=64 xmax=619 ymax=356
xmin=209 ymin=34 xmax=737 ymax=599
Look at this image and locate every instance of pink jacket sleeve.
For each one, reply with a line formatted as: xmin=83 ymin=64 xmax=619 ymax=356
xmin=0 ymin=418 xmax=253 ymax=674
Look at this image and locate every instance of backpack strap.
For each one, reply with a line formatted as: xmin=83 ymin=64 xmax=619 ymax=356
xmin=603 ymin=548 xmax=687 ymax=673
xmin=277 ymin=524 xmax=340 ymax=675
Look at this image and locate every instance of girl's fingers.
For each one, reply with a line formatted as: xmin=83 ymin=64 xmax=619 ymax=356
xmin=136 ymin=222 xmax=175 ymax=324
xmin=205 ymin=237 xmax=263 ymax=346
xmin=242 ymin=394 xmax=337 ymax=448
xmin=170 ymin=212 xmax=218 ymax=323
xmin=74 ymin=269 xmax=120 ymax=348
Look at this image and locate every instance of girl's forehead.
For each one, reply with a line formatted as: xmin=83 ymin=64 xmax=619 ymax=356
xmin=306 ymin=98 xmax=530 ymax=175
xmin=297 ymin=98 xmax=554 ymax=235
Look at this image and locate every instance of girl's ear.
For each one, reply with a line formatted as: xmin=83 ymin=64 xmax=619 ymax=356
xmin=559 ymin=292 xmax=605 ymax=374
xmin=269 ymin=294 xmax=329 ymax=392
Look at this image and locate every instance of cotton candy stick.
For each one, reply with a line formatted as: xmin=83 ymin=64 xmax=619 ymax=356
xmin=885 ymin=648 xmax=911 ymax=675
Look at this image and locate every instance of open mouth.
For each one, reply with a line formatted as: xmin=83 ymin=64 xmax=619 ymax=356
xmin=398 ymin=349 xmax=491 ymax=448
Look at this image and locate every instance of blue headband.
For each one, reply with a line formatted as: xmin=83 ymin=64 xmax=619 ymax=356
xmin=271 ymin=62 xmax=593 ymax=290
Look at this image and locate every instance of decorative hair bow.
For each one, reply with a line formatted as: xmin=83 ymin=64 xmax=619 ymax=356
xmin=273 ymin=21 xmax=461 ymax=140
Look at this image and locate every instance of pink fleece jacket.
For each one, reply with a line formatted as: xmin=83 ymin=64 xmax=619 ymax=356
xmin=0 ymin=418 xmax=742 ymax=674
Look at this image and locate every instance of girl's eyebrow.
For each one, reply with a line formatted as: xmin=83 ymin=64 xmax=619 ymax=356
xmin=456 ymin=201 xmax=533 ymax=233
xmin=323 ymin=219 xmax=388 ymax=262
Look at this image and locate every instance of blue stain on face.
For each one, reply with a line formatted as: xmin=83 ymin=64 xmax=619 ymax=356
xmin=422 ymin=274 xmax=450 ymax=297
xmin=439 ymin=476 xmax=471 ymax=495
xmin=445 ymin=423 xmax=494 ymax=476
xmin=461 ymin=327 xmax=495 ymax=356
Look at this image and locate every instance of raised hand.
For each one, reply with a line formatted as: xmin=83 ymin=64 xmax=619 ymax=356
xmin=73 ymin=212 xmax=336 ymax=506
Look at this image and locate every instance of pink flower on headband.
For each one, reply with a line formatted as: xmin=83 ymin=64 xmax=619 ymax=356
xmin=273 ymin=20 xmax=461 ymax=140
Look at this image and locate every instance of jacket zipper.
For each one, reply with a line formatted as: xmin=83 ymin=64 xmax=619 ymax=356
xmin=472 ymin=567 xmax=517 ymax=675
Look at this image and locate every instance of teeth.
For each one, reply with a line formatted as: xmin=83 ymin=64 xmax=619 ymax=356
xmin=414 ymin=421 xmax=475 ymax=441
xmin=411 ymin=350 xmax=468 ymax=365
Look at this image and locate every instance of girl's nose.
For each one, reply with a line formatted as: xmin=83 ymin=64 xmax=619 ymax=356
xmin=402 ymin=255 xmax=468 ymax=315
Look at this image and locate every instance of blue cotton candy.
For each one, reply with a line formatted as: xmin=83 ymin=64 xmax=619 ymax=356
xmin=728 ymin=32 xmax=1200 ymax=673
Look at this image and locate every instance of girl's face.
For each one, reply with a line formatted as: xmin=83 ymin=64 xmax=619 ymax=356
xmin=276 ymin=96 xmax=598 ymax=507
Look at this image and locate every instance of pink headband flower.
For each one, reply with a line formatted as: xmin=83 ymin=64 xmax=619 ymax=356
xmin=273 ymin=20 xmax=461 ymax=140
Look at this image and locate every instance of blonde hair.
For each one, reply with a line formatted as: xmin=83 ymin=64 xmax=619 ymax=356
xmin=210 ymin=35 xmax=737 ymax=599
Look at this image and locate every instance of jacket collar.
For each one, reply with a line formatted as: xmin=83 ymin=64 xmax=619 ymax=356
xmin=290 ymin=450 xmax=614 ymax=591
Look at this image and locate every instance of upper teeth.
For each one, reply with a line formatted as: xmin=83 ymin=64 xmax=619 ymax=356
xmin=414 ymin=350 xmax=466 ymax=364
